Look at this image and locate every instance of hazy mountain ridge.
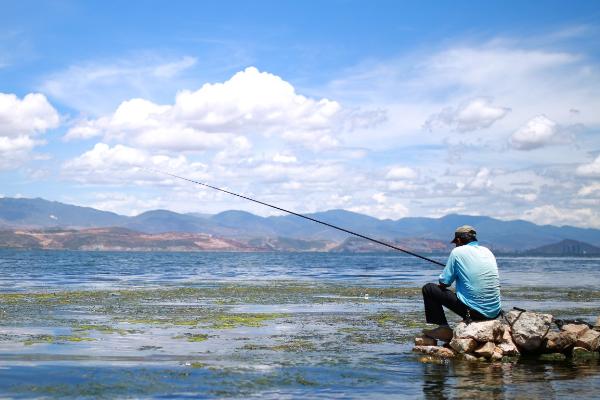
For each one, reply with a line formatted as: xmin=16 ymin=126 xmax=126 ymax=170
xmin=1 ymin=197 xmax=600 ymax=252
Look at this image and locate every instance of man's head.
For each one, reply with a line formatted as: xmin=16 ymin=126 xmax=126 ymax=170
xmin=451 ymin=225 xmax=477 ymax=246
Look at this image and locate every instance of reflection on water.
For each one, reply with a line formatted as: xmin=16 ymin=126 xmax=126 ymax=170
xmin=0 ymin=250 xmax=598 ymax=398
xmin=421 ymin=357 xmax=600 ymax=399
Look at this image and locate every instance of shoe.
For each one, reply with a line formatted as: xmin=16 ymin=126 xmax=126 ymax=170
xmin=422 ymin=326 xmax=453 ymax=342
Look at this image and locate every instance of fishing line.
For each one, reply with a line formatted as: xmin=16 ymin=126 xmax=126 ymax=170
xmin=145 ymin=168 xmax=445 ymax=266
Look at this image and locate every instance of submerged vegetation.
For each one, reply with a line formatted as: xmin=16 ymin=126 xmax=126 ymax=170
xmin=0 ymin=282 xmax=599 ymax=397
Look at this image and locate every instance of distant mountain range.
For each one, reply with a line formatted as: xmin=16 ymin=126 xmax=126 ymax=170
xmin=1 ymin=197 xmax=600 ymax=253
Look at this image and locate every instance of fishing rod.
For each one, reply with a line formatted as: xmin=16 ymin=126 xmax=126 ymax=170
xmin=146 ymin=168 xmax=445 ymax=266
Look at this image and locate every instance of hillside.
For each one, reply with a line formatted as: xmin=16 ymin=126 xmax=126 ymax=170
xmin=524 ymin=239 xmax=600 ymax=256
xmin=1 ymin=197 xmax=600 ymax=252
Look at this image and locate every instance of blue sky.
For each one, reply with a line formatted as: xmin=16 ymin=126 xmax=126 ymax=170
xmin=1 ymin=0 xmax=600 ymax=227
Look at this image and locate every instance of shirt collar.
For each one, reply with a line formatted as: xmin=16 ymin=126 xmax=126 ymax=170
xmin=467 ymin=241 xmax=479 ymax=246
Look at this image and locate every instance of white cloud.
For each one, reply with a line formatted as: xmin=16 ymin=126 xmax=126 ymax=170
xmin=65 ymin=67 xmax=352 ymax=152
xmin=61 ymin=143 xmax=208 ymax=185
xmin=385 ymin=166 xmax=418 ymax=180
xmin=0 ymin=93 xmax=59 ymax=137
xmin=466 ymin=168 xmax=492 ymax=190
xmin=509 ymin=115 xmax=561 ymax=150
xmin=576 ymin=155 xmax=600 ymax=177
xmin=578 ymin=182 xmax=600 ymax=197
xmin=0 ymin=92 xmax=59 ymax=170
xmin=272 ymin=153 xmax=297 ymax=163
xmin=350 ymin=200 xmax=409 ymax=220
xmin=521 ymin=204 xmax=600 ymax=228
xmin=425 ymin=98 xmax=510 ymax=132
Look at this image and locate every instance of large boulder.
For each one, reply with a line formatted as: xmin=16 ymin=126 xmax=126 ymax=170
xmin=506 ymin=310 xmax=553 ymax=352
xmin=594 ymin=316 xmax=600 ymax=331
xmin=453 ymin=320 xmax=504 ymax=343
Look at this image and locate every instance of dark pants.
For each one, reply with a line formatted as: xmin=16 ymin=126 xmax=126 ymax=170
xmin=422 ymin=283 xmax=492 ymax=326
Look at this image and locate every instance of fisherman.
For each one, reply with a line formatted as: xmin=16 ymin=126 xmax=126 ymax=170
xmin=421 ymin=225 xmax=501 ymax=342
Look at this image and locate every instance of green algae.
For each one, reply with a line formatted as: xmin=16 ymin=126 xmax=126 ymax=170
xmin=23 ymin=334 xmax=96 ymax=346
xmin=174 ymin=333 xmax=210 ymax=342
xmin=211 ymin=313 xmax=287 ymax=329
xmin=75 ymin=324 xmax=137 ymax=335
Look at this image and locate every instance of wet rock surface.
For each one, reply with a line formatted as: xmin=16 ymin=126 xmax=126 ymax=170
xmin=415 ymin=311 xmax=600 ymax=362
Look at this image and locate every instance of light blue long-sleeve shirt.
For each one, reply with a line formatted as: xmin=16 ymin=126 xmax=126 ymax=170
xmin=439 ymin=241 xmax=501 ymax=318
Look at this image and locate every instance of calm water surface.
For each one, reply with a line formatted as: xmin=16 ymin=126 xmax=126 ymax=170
xmin=0 ymin=250 xmax=598 ymax=399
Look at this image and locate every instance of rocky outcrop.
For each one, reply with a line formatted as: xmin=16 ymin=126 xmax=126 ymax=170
xmin=413 ymin=312 xmax=599 ymax=362
xmin=505 ymin=310 xmax=552 ymax=352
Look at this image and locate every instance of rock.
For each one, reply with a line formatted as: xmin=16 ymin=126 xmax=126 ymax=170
xmin=594 ymin=316 xmax=600 ymax=332
xmin=545 ymin=331 xmax=576 ymax=353
xmin=561 ymin=324 xmax=589 ymax=338
xmin=575 ymin=329 xmax=600 ymax=351
xmin=415 ymin=336 xmax=437 ymax=346
xmin=498 ymin=339 xmax=520 ymax=356
xmin=462 ymin=353 xmax=479 ymax=362
xmin=506 ymin=310 xmax=553 ymax=352
xmin=413 ymin=345 xmax=455 ymax=358
xmin=502 ymin=328 xmax=512 ymax=343
xmin=490 ymin=347 xmax=503 ymax=361
xmin=449 ymin=338 xmax=477 ymax=354
xmin=474 ymin=342 xmax=496 ymax=358
xmin=453 ymin=320 xmax=504 ymax=343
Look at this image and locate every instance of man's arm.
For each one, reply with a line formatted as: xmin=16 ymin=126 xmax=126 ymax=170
xmin=438 ymin=252 xmax=456 ymax=288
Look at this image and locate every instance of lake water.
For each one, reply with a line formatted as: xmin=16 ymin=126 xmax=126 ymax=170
xmin=0 ymin=250 xmax=598 ymax=398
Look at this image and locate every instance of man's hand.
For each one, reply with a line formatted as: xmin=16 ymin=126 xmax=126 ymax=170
xmin=438 ymin=282 xmax=449 ymax=290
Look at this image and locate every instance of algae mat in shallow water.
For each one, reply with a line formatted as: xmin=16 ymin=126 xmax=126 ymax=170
xmin=0 ymin=283 xmax=599 ymax=398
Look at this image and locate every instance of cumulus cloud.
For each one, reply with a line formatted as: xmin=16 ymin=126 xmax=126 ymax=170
xmin=509 ymin=115 xmax=562 ymax=150
xmin=0 ymin=92 xmax=60 ymax=170
xmin=425 ymin=98 xmax=510 ymax=132
xmin=0 ymin=93 xmax=59 ymax=137
xmin=61 ymin=143 xmax=208 ymax=185
xmin=576 ymin=155 xmax=600 ymax=177
xmin=65 ymin=67 xmax=351 ymax=152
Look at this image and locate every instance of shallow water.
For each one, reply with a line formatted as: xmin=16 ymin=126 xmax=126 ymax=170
xmin=0 ymin=250 xmax=598 ymax=398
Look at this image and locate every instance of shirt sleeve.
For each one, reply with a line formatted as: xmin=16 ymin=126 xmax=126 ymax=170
xmin=439 ymin=252 xmax=457 ymax=286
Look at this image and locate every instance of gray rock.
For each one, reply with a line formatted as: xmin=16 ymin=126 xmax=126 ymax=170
xmin=449 ymin=337 xmax=477 ymax=354
xmin=462 ymin=353 xmax=479 ymax=362
xmin=453 ymin=320 xmax=504 ymax=343
xmin=506 ymin=310 xmax=553 ymax=352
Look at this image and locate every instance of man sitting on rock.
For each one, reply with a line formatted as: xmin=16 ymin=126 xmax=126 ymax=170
xmin=422 ymin=225 xmax=502 ymax=342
